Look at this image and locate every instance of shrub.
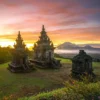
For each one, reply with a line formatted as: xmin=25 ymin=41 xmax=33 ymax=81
xmin=0 ymin=47 xmax=12 ymax=64
xmin=19 ymin=81 xmax=100 ymax=100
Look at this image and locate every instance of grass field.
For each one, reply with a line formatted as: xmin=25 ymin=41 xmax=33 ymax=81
xmin=0 ymin=58 xmax=100 ymax=100
xmin=0 ymin=62 xmax=52 ymax=99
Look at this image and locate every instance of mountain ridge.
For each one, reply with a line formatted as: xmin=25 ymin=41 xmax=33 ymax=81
xmin=57 ymin=42 xmax=100 ymax=50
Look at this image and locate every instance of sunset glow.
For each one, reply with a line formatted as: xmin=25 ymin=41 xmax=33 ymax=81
xmin=0 ymin=0 xmax=100 ymax=48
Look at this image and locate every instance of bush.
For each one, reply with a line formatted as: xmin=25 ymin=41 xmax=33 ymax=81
xmin=19 ymin=81 xmax=100 ymax=100
xmin=0 ymin=47 xmax=12 ymax=64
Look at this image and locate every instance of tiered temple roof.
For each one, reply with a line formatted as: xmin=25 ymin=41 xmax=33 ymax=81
xmin=8 ymin=32 xmax=32 ymax=72
xmin=14 ymin=31 xmax=25 ymax=50
xmin=33 ymin=25 xmax=55 ymax=61
xmin=34 ymin=25 xmax=55 ymax=52
xmin=32 ymin=25 xmax=61 ymax=68
xmin=72 ymin=50 xmax=94 ymax=77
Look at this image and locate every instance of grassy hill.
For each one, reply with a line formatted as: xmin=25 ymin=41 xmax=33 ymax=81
xmin=0 ymin=58 xmax=100 ymax=100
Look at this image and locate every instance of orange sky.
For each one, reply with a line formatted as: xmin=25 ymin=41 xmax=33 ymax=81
xmin=0 ymin=0 xmax=100 ymax=48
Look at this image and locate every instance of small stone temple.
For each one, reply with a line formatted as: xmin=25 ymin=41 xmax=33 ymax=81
xmin=8 ymin=31 xmax=32 ymax=72
xmin=31 ymin=25 xmax=61 ymax=68
xmin=72 ymin=50 xmax=94 ymax=76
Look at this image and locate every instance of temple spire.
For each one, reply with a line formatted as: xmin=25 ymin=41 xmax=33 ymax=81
xmin=18 ymin=31 xmax=21 ymax=39
xmin=18 ymin=31 xmax=20 ymax=35
xmin=42 ymin=25 xmax=45 ymax=31
xmin=15 ymin=31 xmax=25 ymax=49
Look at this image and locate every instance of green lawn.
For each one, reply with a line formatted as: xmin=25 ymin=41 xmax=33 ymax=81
xmin=0 ymin=62 xmax=52 ymax=99
xmin=56 ymin=57 xmax=72 ymax=63
xmin=0 ymin=58 xmax=100 ymax=100
xmin=93 ymin=62 xmax=100 ymax=75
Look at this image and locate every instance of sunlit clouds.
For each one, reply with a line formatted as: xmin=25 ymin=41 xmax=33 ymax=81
xmin=0 ymin=0 xmax=100 ymax=48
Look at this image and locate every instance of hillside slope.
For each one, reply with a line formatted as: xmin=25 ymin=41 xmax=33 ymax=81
xmin=19 ymin=81 xmax=100 ymax=100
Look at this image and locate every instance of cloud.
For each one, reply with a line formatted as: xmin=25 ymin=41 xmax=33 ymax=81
xmin=0 ymin=0 xmax=100 ymax=46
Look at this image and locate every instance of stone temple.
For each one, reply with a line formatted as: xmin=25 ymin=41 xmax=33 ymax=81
xmin=8 ymin=32 xmax=32 ymax=73
xmin=72 ymin=50 xmax=94 ymax=76
xmin=31 ymin=25 xmax=61 ymax=68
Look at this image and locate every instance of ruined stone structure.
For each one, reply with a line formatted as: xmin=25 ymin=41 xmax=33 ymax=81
xmin=72 ymin=50 xmax=94 ymax=76
xmin=8 ymin=32 xmax=32 ymax=72
xmin=31 ymin=25 xmax=61 ymax=68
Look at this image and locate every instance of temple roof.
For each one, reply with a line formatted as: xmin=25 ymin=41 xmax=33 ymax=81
xmin=33 ymin=25 xmax=55 ymax=50
xmin=72 ymin=50 xmax=92 ymax=61
xmin=14 ymin=31 xmax=25 ymax=49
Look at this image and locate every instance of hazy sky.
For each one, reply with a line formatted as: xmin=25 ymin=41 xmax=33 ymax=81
xmin=0 ymin=0 xmax=100 ymax=47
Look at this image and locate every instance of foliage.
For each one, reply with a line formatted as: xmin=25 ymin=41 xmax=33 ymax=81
xmin=19 ymin=81 xmax=100 ymax=100
xmin=0 ymin=47 xmax=12 ymax=64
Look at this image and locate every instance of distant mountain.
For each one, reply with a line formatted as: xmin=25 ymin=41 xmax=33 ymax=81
xmin=57 ymin=42 xmax=79 ymax=49
xmin=79 ymin=44 xmax=100 ymax=48
xmin=84 ymin=45 xmax=93 ymax=49
xmin=57 ymin=42 xmax=100 ymax=50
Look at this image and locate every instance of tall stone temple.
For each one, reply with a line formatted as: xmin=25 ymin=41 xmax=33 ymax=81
xmin=72 ymin=50 xmax=94 ymax=77
xmin=8 ymin=32 xmax=32 ymax=72
xmin=31 ymin=25 xmax=61 ymax=68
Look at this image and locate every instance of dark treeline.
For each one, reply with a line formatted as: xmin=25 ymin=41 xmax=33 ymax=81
xmin=0 ymin=46 xmax=32 ymax=64
xmin=0 ymin=46 xmax=12 ymax=64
